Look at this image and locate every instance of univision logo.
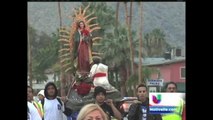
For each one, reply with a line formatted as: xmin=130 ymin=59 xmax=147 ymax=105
xmin=152 ymin=94 xmax=161 ymax=104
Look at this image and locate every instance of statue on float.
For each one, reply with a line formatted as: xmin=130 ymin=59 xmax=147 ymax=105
xmin=58 ymin=3 xmax=121 ymax=113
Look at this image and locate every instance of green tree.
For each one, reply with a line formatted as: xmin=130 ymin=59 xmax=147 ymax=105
xmin=100 ymin=26 xmax=138 ymax=97
xmin=127 ymin=66 xmax=158 ymax=96
xmin=144 ymin=28 xmax=170 ymax=57
xmin=124 ymin=2 xmax=135 ymax=74
xmin=32 ymin=31 xmax=60 ymax=83
xmin=28 ymin=25 xmax=39 ymax=85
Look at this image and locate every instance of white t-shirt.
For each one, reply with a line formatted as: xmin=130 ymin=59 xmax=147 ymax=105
xmin=43 ymin=98 xmax=65 ymax=120
xmin=27 ymin=101 xmax=42 ymax=120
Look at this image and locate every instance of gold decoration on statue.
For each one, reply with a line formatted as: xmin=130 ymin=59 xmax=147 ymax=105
xmin=58 ymin=3 xmax=102 ymax=73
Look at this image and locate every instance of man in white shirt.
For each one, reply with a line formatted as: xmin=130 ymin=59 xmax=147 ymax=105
xmin=43 ymin=82 xmax=65 ymax=120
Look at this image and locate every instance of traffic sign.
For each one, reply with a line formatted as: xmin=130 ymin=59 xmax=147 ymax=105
xmin=147 ymin=79 xmax=164 ymax=86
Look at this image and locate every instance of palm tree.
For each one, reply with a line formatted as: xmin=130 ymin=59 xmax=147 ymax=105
xmin=124 ymin=2 xmax=128 ymax=25
xmin=138 ymin=2 xmax=143 ymax=84
xmin=100 ymin=25 xmax=138 ymax=97
xmin=129 ymin=1 xmax=135 ymax=74
xmin=127 ymin=66 xmax=158 ymax=96
xmin=130 ymin=1 xmax=133 ymax=26
xmin=115 ymin=2 xmax=120 ymax=30
xmin=28 ymin=25 xmax=33 ymax=87
xmin=144 ymin=28 xmax=170 ymax=57
xmin=100 ymin=26 xmax=129 ymax=97
xmin=124 ymin=2 xmax=135 ymax=74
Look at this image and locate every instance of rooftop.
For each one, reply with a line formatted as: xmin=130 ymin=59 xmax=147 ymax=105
xmin=135 ymin=56 xmax=185 ymax=66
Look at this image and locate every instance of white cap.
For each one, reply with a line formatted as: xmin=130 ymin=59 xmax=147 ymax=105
xmin=37 ymin=90 xmax=45 ymax=97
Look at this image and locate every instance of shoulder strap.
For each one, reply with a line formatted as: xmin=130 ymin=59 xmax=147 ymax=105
xmin=57 ymin=97 xmax=63 ymax=106
xmin=41 ymin=98 xmax=62 ymax=107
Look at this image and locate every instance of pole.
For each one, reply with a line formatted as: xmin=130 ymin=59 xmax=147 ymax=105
xmin=58 ymin=2 xmax=66 ymax=97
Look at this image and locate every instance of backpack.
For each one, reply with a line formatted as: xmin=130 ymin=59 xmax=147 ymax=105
xmin=41 ymin=97 xmax=62 ymax=108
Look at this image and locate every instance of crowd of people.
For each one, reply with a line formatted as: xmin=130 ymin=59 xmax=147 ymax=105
xmin=27 ymin=81 xmax=185 ymax=120
xmin=27 ymin=82 xmax=121 ymax=120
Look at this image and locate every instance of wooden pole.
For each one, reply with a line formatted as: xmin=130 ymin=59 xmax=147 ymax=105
xmin=58 ymin=2 xmax=66 ymax=97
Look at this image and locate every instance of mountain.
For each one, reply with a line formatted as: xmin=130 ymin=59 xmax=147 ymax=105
xmin=28 ymin=2 xmax=185 ymax=49
xmin=107 ymin=2 xmax=185 ymax=49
